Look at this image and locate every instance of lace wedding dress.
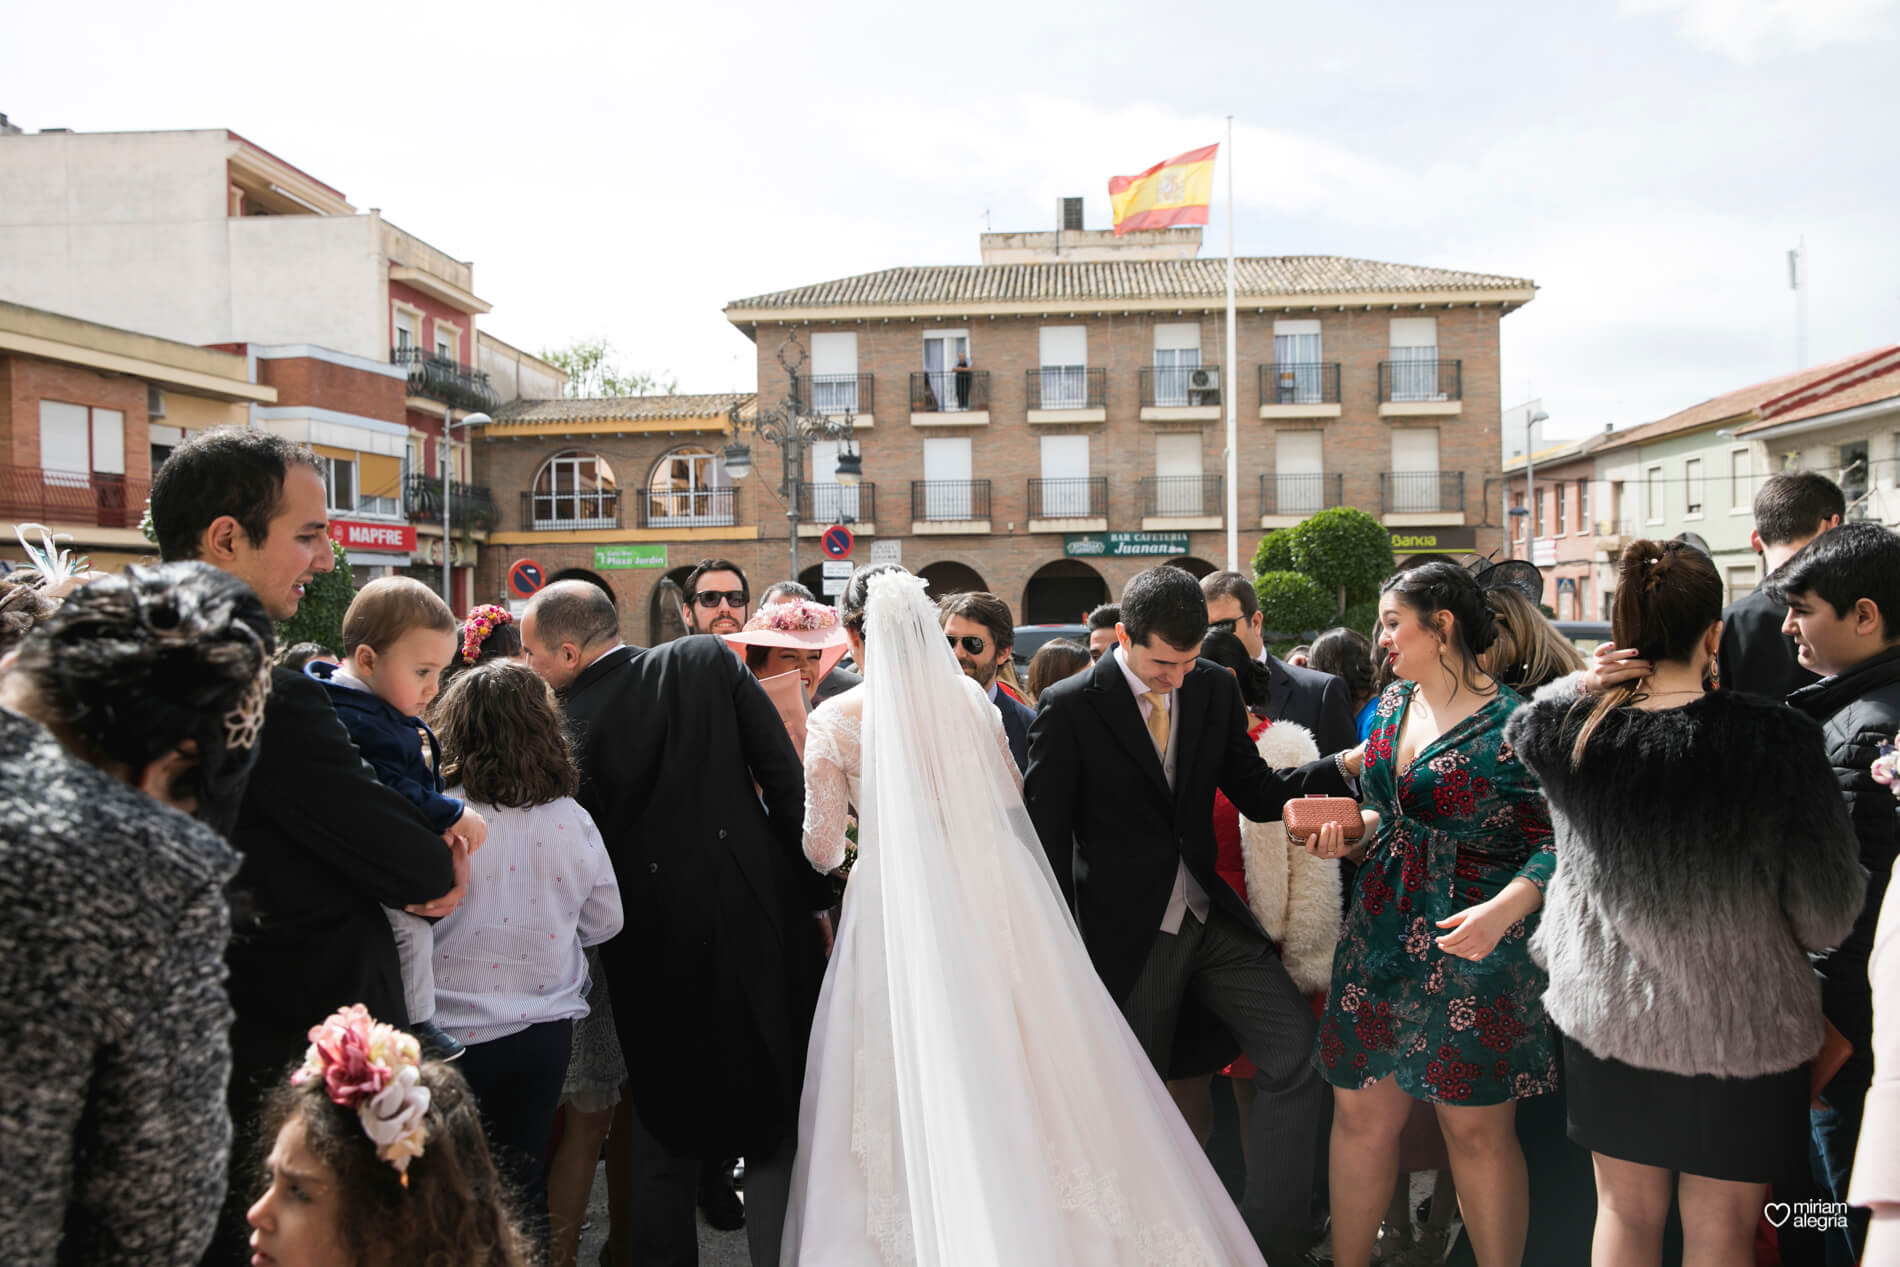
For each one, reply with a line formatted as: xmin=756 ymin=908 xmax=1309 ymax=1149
xmin=780 ymin=571 xmax=1264 ymax=1266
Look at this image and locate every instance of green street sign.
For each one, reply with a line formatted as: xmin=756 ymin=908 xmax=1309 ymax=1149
xmin=1064 ymin=531 xmax=1192 ymax=558
xmin=594 ymin=544 xmax=668 ymax=570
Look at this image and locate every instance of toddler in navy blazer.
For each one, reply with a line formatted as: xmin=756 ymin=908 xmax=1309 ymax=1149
xmin=308 ymin=577 xmax=488 ymax=1060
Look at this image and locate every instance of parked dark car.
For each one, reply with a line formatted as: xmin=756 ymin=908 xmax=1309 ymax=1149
xmin=1011 ymin=623 xmax=1090 ymax=672
xmin=1555 ymin=620 xmax=1612 ymax=653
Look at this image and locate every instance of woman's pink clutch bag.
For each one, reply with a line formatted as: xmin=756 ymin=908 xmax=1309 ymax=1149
xmin=1283 ymin=795 xmax=1364 ymax=847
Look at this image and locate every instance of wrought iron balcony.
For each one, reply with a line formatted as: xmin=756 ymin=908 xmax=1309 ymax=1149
xmin=1380 ymin=471 xmax=1466 ymax=514
xmin=1025 ymin=368 xmax=1106 ymax=410
xmin=910 ymin=479 xmax=991 ymax=521
xmin=793 ymin=373 xmax=873 ymax=416
xmin=1027 ymin=477 xmax=1107 ymax=518
xmin=797 ymin=481 xmax=875 ymax=525
xmin=520 ymin=489 xmax=623 ymax=531
xmin=1260 ymin=472 xmax=1344 ymax=517
xmin=392 ymin=346 xmax=502 ymax=413
xmin=1378 ymin=358 xmax=1462 ymax=404
xmin=404 ymin=474 xmax=498 ymax=531
xmin=1140 ymin=474 xmax=1224 ymax=517
xmin=910 ymin=370 xmax=989 ymax=413
xmin=640 ymin=487 xmax=736 ymax=529
xmin=1139 ymin=364 xmax=1222 ymax=409
xmin=0 ymin=465 xmax=148 ymax=530
xmin=1258 ymin=362 xmax=1341 ymax=406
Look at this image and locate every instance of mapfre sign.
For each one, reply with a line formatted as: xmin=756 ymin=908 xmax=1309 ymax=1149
xmin=329 ymin=519 xmax=417 ymax=553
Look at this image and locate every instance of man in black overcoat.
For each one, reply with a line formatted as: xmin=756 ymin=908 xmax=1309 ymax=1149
xmin=522 ymin=581 xmax=829 ymax=1267
xmin=1024 ymin=566 xmax=1358 ymax=1266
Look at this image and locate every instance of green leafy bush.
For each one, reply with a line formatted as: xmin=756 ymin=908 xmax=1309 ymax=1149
xmin=1283 ymin=507 xmax=1394 ymax=616
xmin=1252 ymin=528 xmax=1295 ymax=575
xmin=1254 ymin=570 xmax=1334 ymax=638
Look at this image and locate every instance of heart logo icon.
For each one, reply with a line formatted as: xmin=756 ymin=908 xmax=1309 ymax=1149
xmin=1765 ymin=1203 xmax=1792 ymax=1228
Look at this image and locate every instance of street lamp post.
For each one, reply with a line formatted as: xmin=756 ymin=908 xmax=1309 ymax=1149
xmin=1522 ymin=407 xmax=1549 ymax=559
xmin=723 ymin=335 xmax=861 ymax=586
xmin=440 ymin=408 xmax=491 ymax=609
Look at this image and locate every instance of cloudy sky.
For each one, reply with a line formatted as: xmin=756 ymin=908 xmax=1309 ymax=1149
xmin=5 ymin=0 xmax=1896 ymax=439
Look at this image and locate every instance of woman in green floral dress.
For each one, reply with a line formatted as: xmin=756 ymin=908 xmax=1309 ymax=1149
xmin=1313 ymin=563 xmax=1555 ymax=1267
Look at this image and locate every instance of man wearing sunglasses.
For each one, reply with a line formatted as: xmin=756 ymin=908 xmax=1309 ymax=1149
xmin=939 ymin=590 xmax=1035 ymax=772
xmin=682 ymin=558 xmax=750 ymax=637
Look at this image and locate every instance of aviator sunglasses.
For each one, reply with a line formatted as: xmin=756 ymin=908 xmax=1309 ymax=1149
xmin=691 ymin=589 xmax=748 ymax=609
xmin=947 ymin=634 xmax=987 ymax=655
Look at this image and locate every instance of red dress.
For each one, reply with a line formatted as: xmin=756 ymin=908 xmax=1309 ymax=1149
xmin=1212 ymin=717 xmax=1272 ymax=1080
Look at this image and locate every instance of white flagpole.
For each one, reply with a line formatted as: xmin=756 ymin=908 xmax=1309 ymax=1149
xmin=1223 ymin=114 xmax=1239 ymax=572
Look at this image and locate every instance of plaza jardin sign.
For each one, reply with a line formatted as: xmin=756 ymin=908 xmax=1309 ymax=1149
xmin=594 ymin=544 xmax=668 ymax=570
xmin=1064 ymin=531 xmax=1192 ymax=559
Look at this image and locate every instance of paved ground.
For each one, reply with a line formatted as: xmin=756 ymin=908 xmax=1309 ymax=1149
xmin=574 ymin=1162 xmax=750 ymax=1267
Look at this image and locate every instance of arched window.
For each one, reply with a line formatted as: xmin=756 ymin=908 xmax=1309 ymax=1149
xmin=530 ymin=451 xmax=619 ymax=529
xmin=645 ymin=446 xmax=733 ymax=527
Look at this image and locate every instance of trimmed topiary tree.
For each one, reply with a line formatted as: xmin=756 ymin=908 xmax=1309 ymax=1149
xmin=1282 ymin=507 xmax=1395 ymax=618
xmin=1252 ymin=528 xmax=1295 ymax=576
xmin=273 ymin=537 xmax=354 ymax=654
xmin=1254 ymin=570 xmax=1335 ymax=638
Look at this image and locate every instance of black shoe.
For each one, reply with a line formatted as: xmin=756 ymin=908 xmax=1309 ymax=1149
xmin=697 ymin=1177 xmax=745 ymax=1231
xmin=730 ymin=1158 xmax=746 ymax=1190
xmin=411 ymin=1019 xmax=465 ymax=1062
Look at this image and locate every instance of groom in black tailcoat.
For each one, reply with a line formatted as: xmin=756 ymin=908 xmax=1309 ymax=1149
xmin=1024 ymin=565 xmax=1354 ymax=1266
xmin=522 ymin=581 xmax=831 ymax=1267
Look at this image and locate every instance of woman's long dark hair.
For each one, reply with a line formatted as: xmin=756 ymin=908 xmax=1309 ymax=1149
xmin=1198 ymin=629 xmax=1272 ymax=712
xmin=1380 ymin=562 xmax=1498 ymax=699
xmin=1306 ymin=626 xmax=1376 ymax=711
xmin=1569 ymin=539 xmax=1723 ymax=764
xmin=432 ymin=660 xmax=578 ymax=808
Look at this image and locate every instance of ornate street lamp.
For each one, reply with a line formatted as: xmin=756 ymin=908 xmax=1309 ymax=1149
xmin=724 ymin=333 xmax=861 ymax=585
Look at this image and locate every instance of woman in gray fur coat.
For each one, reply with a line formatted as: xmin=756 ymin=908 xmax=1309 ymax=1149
xmin=1506 ymin=539 xmax=1866 ymax=1267
xmin=0 ymin=563 xmax=273 ymax=1266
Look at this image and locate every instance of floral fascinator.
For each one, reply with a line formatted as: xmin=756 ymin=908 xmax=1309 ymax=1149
xmin=292 ymin=1005 xmax=431 ymax=1182
xmin=461 ymin=603 xmax=513 ymax=665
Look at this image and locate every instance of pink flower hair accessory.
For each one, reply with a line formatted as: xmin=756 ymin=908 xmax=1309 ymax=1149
xmin=291 ymin=1005 xmax=431 ymax=1182
xmin=461 ymin=603 xmax=513 ymax=665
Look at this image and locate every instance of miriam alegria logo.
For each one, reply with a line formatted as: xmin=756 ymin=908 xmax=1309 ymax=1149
xmin=1763 ymin=1199 xmax=1847 ymax=1230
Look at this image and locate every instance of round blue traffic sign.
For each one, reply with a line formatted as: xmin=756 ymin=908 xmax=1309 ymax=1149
xmin=508 ymin=558 xmax=547 ymax=599
xmin=821 ymin=525 xmax=855 ymax=559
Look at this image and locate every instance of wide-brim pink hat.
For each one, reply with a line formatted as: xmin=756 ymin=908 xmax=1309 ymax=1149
xmin=719 ymin=600 xmax=850 ymax=681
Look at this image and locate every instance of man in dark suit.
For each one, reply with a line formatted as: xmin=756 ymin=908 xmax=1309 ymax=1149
xmin=1719 ymin=471 xmax=1843 ymax=699
xmin=1024 ymin=566 xmax=1357 ymax=1265
xmin=522 ymin=581 xmax=829 ymax=1267
xmin=1202 ymin=570 xmax=1357 ymax=754
xmin=150 ymin=427 xmax=462 ymax=1266
xmin=939 ymin=590 xmax=1035 ymax=770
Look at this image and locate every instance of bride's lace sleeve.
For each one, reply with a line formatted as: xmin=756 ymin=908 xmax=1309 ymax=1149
xmin=802 ymin=706 xmax=854 ymax=873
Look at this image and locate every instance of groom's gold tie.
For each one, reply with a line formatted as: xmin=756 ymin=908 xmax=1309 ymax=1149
xmin=1144 ymin=691 xmax=1169 ymax=757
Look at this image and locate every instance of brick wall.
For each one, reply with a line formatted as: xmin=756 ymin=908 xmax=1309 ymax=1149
xmin=1 ymin=354 xmax=151 ymax=477
xmin=258 ymin=356 xmax=406 ymax=424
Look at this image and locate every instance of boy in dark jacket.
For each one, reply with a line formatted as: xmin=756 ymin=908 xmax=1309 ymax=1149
xmin=311 ymin=577 xmax=487 ymax=1059
xmin=1769 ymin=520 xmax=1900 ymax=1264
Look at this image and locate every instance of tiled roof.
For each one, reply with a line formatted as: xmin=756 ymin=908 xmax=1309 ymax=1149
xmin=1596 ymin=349 xmax=1900 ymax=451
xmin=1738 ymin=350 xmax=1900 ymax=432
xmin=726 ymin=256 xmax=1534 ymax=315
xmin=489 ymin=392 xmax=754 ymax=425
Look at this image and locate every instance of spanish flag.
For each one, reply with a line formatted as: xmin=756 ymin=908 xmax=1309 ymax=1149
xmin=1108 ymin=144 xmax=1217 ymax=236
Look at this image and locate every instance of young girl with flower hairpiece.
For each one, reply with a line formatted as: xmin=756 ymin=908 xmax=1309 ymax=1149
xmin=248 ymin=1005 xmax=532 ymax=1267
xmin=427 ymin=659 xmax=622 ymax=1244
xmin=441 ymin=603 xmax=522 ymax=689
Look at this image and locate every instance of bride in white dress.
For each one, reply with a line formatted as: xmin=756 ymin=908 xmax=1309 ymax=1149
xmin=781 ymin=566 xmax=1266 ymax=1266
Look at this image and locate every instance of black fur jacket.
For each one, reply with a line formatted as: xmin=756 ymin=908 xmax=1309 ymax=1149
xmin=1505 ymin=674 xmax=1867 ymax=1078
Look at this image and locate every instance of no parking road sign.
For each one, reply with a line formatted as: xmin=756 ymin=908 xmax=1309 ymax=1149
xmin=820 ymin=525 xmax=855 ymax=559
xmin=508 ymin=557 xmax=547 ymax=599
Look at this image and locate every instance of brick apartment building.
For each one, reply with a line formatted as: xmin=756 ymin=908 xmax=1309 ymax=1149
xmin=0 ymin=122 xmax=554 ymax=608
xmin=716 ymin=219 xmax=1533 ymax=625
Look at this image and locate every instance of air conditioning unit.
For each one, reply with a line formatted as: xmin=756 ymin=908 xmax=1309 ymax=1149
xmin=147 ymin=386 xmax=166 ymax=418
xmin=1188 ymin=368 xmax=1219 ymax=392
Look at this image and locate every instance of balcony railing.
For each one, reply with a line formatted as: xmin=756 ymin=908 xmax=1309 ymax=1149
xmin=794 ymin=373 xmax=873 ymax=416
xmin=1259 ymin=362 xmax=1341 ymax=406
xmin=0 ymin=465 xmax=149 ymax=529
xmin=1380 ymin=471 xmax=1467 ymax=514
xmin=1378 ymin=358 xmax=1462 ymax=404
xmin=1140 ymin=474 xmax=1224 ymax=518
xmin=1139 ymin=364 xmax=1222 ymax=409
xmin=521 ymin=489 xmax=623 ymax=531
xmin=798 ymin=481 xmax=876 ymax=525
xmin=1260 ymin=472 xmax=1345 ymax=517
xmin=911 ymin=479 xmax=991 ymax=521
xmin=641 ymin=487 xmax=736 ymax=528
xmin=1028 ymin=476 xmax=1108 ymax=519
xmin=910 ymin=370 xmax=989 ymax=413
xmin=1025 ymin=367 xmax=1107 ymax=410
xmin=404 ymin=474 xmax=498 ymax=531
xmin=393 ymin=346 xmax=502 ymax=413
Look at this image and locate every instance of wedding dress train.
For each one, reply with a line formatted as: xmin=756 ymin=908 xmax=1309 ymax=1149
xmin=781 ymin=571 xmax=1265 ymax=1267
